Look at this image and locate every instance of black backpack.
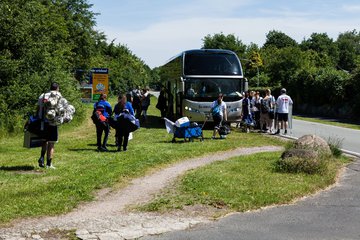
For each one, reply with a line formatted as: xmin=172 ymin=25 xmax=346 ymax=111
xmin=219 ymin=124 xmax=231 ymax=135
xmin=260 ymin=99 xmax=270 ymax=113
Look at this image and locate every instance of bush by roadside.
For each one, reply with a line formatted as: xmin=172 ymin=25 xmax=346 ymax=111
xmin=275 ymin=135 xmax=343 ymax=175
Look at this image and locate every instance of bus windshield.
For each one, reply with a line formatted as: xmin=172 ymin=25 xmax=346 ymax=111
xmin=185 ymin=78 xmax=243 ymax=101
xmin=184 ymin=52 xmax=242 ymax=76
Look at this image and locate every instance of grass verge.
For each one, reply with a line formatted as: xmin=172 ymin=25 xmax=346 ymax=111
xmin=0 ymin=96 xmax=285 ymax=224
xmin=293 ymin=116 xmax=360 ymax=130
xmin=139 ymin=152 xmax=348 ymax=215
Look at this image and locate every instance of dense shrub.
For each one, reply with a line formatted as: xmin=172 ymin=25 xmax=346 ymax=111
xmin=275 ymin=156 xmax=329 ymax=175
xmin=327 ymin=137 xmax=343 ymax=158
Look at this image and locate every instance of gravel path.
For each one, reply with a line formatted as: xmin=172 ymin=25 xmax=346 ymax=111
xmin=0 ymin=146 xmax=283 ymax=240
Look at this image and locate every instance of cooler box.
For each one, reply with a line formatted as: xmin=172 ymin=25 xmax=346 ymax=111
xmin=175 ymin=117 xmax=190 ymax=128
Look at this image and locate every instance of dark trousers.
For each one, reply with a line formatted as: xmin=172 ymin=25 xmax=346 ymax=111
xmin=254 ymin=111 xmax=261 ymax=129
xmin=96 ymin=122 xmax=109 ymax=148
xmin=117 ymin=128 xmax=130 ymax=150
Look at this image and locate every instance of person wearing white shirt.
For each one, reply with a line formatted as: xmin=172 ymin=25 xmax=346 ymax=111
xmin=275 ymin=88 xmax=293 ymax=135
xmin=211 ymin=93 xmax=227 ymax=139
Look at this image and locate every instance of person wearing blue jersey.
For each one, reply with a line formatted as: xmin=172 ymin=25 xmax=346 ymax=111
xmin=93 ymin=93 xmax=112 ymax=152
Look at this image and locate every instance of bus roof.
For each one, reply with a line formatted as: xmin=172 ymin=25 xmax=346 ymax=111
xmin=184 ymin=49 xmax=237 ymax=55
xmin=165 ymin=49 xmax=238 ymax=64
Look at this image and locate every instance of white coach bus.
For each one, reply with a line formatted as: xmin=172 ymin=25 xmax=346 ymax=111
xmin=159 ymin=49 xmax=247 ymax=122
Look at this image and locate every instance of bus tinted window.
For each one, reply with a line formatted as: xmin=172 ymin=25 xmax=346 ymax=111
xmin=184 ymin=52 xmax=242 ymax=76
xmin=185 ymin=78 xmax=243 ymax=101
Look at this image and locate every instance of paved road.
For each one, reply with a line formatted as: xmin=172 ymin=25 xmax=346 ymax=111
xmin=144 ymin=120 xmax=360 ymax=240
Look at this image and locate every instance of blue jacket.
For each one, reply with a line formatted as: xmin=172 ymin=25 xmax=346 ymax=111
xmin=94 ymin=100 xmax=112 ymax=118
xmin=125 ymin=101 xmax=135 ymax=116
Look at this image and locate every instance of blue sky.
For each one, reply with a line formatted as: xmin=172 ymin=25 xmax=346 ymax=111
xmin=89 ymin=0 xmax=360 ymax=68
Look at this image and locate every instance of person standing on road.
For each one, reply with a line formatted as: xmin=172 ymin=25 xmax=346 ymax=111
xmin=37 ymin=82 xmax=61 ymax=169
xmin=93 ymin=93 xmax=112 ymax=152
xmin=211 ymin=93 xmax=227 ymax=139
xmin=275 ymin=88 xmax=293 ymax=135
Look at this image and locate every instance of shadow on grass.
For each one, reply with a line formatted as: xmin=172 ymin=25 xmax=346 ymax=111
xmin=140 ymin=115 xmax=165 ymax=129
xmin=87 ymin=143 xmax=117 ymax=147
xmin=0 ymin=165 xmax=35 ymax=171
xmin=68 ymin=146 xmax=120 ymax=153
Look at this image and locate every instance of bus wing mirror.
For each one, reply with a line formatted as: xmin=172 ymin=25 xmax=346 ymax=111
xmin=180 ymin=77 xmax=185 ymax=92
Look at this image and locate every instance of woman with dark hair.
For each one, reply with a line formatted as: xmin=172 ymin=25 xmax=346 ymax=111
xmin=114 ymin=93 xmax=135 ymax=152
xmin=93 ymin=93 xmax=112 ymax=152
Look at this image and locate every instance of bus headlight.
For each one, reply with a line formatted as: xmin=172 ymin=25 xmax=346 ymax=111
xmin=185 ymin=106 xmax=200 ymax=113
xmin=230 ymin=108 xmax=241 ymax=112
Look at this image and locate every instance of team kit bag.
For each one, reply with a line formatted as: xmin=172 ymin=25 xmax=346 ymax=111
xmin=91 ymin=109 xmax=107 ymax=125
xmin=24 ymin=91 xmax=75 ymax=148
xmin=91 ymin=102 xmax=108 ymax=126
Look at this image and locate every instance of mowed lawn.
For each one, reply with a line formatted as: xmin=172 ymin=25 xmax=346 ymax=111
xmin=0 ymin=97 xmax=286 ymax=224
xmin=140 ymin=151 xmax=346 ymax=215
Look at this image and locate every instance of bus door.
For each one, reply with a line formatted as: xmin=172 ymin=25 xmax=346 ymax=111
xmin=166 ymin=81 xmax=174 ymax=119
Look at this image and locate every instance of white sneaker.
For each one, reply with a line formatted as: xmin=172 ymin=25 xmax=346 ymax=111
xmin=46 ymin=165 xmax=56 ymax=169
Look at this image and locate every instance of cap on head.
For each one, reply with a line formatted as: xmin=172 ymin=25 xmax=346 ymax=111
xmin=50 ymin=82 xmax=59 ymax=91
xmin=281 ymin=88 xmax=286 ymax=94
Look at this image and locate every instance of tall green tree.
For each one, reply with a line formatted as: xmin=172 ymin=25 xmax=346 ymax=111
xmin=336 ymin=30 xmax=360 ymax=72
xmin=262 ymin=46 xmax=303 ymax=87
xmin=263 ymin=30 xmax=297 ymax=49
xmin=0 ymin=0 xmax=95 ymax=134
xmin=54 ymin=0 xmax=99 ymax=71
xmin=300 ymin=32 xmax=339 ymax=67
xmin=202 ymin=32 xmax=246 ymax=57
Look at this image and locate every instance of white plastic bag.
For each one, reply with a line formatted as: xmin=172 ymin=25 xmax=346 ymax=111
xmin=164 ymin=118 xmax=175 ymax=134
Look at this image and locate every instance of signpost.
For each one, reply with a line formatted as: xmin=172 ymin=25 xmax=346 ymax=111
xmin=91 ymin=68 xmax=109 ymax=101
xmin=80 ymin=86 xmax=92 ymax=103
